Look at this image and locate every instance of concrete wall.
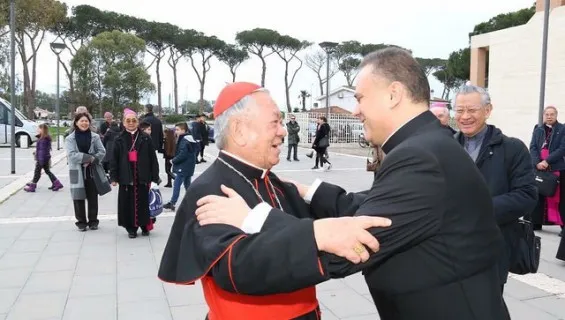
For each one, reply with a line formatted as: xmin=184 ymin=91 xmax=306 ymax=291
xmin=471 ymin=6 xmax=565 ymax=145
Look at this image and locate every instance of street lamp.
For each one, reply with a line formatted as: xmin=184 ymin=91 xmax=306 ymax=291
xmin=319 ymin=41 xmax=338 ymax=120
xmin=10 ymin=0 xmax=16 ymax=174
xmin=538 ymin=0 xmax=550 ymax=126
xmin=50 ymin=40 xmax=66 ymax=150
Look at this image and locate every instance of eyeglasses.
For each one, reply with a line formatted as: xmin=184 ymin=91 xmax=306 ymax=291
xmin=453 ymin=106 xmax=483 ymax=115
xmin=125 ymin=118 xmax=138 ymax=124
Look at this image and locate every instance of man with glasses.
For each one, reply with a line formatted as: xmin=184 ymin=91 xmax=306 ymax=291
xmin=453 ymin=84 xmax=537 ymax=293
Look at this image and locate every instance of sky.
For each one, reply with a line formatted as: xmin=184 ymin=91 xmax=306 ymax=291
xmin=22 ymin=0 xmax=535 ymax=111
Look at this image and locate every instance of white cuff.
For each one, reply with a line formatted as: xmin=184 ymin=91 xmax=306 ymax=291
xmin=304 ymin=178 xmax=323 ymax=204
xmin=241 ymin=202 xmax=272 ymax=234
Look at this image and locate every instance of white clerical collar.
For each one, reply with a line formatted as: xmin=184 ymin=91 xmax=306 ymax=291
xmin=381 ymin=113 xmax=421 ymax=148
xmin=220 ymin=150 xmax=269 ymax=179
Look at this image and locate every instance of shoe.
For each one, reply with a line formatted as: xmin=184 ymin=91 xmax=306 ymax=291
xmin=128 ymin=232 xmax=137 ymax=239
xmin=306 ymin=152 xmax=314 ymax=158
xmin=141 ymin=230 xmax=150 ymax=236
xmin=89 ymin=222 xmax=99 ymax=230
xmin=51 ymin=179 xmax=64 ymax=191
xmin=287 ymin=158 xmax=291 ymax=161
xmin=311 ymin=166 xmax=319 ymax=170
xmin=325 ymin=164 xmax=332 ymax=171
xmin=163 ymin=184 xmax=172 ymax=188
xmin=163 ymin=203 xmax=175 ymax=211
xmin=77 ymin=225 xmax=87 ymax=232
xmin=200 ymin=159 xmax=207 ymax=163
xmin=293 ymin=158 xmax=299 ymax=161
xmin=24 ymin=183 xmax=37 ymax=192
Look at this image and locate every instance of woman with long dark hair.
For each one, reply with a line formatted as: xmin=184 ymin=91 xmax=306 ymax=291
xmin=163 ymin=128 xmax=177 ymax=188
xmin=312 ymin=116 xmax=332 ymax=171
xmin=110 ymin=108 xmax=160 ymax=238
xmin=65 ymin=113 xmax=110 ymax=231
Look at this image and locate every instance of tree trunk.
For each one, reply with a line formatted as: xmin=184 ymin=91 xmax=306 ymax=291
xmin=302 ymin=96 xmax=306 ymax=111
xmin=260 ymin=56 xmax=267 ymax=87
xmin=199 ymin=75 xmax=205 ymax=113
xmin=172 ymin=67 xmax=179 ymax=114
xmin=231 ymin=69 xmax=236 ymax=82
xmin=29 ymin=45 xmax=39 ymax=119
xmin=318 ymin=75 xmax=324 ymax=96
xmin=156 ymin=55 xmax=162 ymax=116
xmin=284 ymin=61 xmax=291 ymax=112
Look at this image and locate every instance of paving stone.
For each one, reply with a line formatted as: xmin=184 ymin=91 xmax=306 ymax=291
xmin=0 ymin=252 xmax=40 ymax=269
xmin=7 ymin=292 xmax=67 ymax=320
xmin=8 ymin=239 xmax=48 ymax=253
xmin=21 ymin=270 xmax=74 ymax=294
xmin=170 ymin=305 xmax=208 ymax=320
xmin=163 ymin=282 xmax=206 ymax=307
xmin=505 ymin=295 xmax=560 ymax=320
xmin=117 ymin=258 xmax=158 ymax=279
xmin=0 ymin=289 xmax=20 ymax=314
xmin=0 ymin=268 xmax=32 ymax=289
xmin=62 ymin=295 xmax=117 ymax=320
xmin=523 ymin=295 xmax=565 ymax=318
xmin=34 ymin=254 xmax=78 ymax=272
xmin=68 ymin=274 xmax=116 ymax=298
xmin=318 ymin=287 xmax=378 ymax=319
xmin=118 ymin=298 xmax=171 ymax=320
xmin=41 ymin=241 xmax=82 ymax=256
xmin=117 ymin=277 xmax=166 ymax=303
xmin=75 ymin=258 xmax=116 ymax=276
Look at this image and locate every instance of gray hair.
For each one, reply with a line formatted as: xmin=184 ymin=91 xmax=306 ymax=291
xmin=214 ymin=88 xmax=268 ymax=150
xmin=431 ymin=105 xmax=449 ymax=116
xmin=453 ymin=84 xmax=491 ymax=107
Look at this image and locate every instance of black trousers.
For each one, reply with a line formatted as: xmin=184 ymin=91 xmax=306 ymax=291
xmin=315 ymin=147 xmax=331 ymax=167
xmin=32 ymin=162 xmax=56 ymax=183
xmin=73 ymin=176 xmax=99 ymax=227
xmin=287 ymin=144 xmax=298 ymax=159
xmin=199 ymin=141 xmax=206 ymax=158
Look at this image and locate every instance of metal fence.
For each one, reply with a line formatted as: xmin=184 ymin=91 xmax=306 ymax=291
xmin=284 ymin=112 xmax=363 ymax=146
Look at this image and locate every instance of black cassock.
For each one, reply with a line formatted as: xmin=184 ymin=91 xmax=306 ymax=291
xmin=110 ymin=130 xmax=160 ymax=233
xmin=158 ymin=151 xmax=329 ymax=320
xmin=193 ymin=112 xmax=511 ymax=320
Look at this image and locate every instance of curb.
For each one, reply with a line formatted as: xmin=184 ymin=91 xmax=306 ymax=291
xmin=0 ymin=151 xmax=67 ymax=204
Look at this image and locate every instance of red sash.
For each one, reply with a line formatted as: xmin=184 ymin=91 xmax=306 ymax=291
xmin=201 ymin=276 xmax=319 ymax=320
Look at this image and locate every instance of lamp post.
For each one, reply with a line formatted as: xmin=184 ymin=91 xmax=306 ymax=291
xmin=538 ymin=0 xmax=550 ymax=126
xmin=50 ymin=40 xmax=66 ymax=150
xmin=10 ymin=0 xmax=16 ymax=174
xmin=319 ymin=42 xmax=338 ymax=120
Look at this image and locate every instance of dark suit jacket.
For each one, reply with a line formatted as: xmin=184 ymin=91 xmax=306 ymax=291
xmin=246 ymin=111 xmax=510 ymax=320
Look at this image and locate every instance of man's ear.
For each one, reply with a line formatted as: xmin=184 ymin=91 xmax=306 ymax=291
xmin=388 ymin=81 xmax=404 ymax=109
xmin=231 ymin=118 xmax=247 ymax=147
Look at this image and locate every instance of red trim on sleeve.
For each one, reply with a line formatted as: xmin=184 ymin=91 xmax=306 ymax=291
xmin=317 ymin=258 xmax=325 ymax=276
xmin=158 ymin=234 xmax=248 ymax=285
xmin=228 ymin=245 xmax=238 ymax=293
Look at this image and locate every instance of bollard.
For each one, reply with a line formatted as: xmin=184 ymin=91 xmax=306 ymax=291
xmin=19 ymin=135 xmax=29 ymax=149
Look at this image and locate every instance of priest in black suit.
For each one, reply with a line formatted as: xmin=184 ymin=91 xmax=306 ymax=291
xmin=195 ymin=48 xmax=510 ymax=320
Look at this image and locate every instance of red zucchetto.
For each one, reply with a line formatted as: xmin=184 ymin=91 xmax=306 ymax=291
xmin=213 ymin=82 xmax=262 ymax=118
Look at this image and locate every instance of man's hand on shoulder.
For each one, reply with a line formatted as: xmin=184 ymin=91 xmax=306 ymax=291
xmin=196 ymin=185 xmax=250 ymax=229
xmin=313 ymin=216 xmax=391 ymax=264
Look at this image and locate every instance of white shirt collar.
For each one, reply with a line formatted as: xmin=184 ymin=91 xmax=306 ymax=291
xmin=220 ymin=150 xmax=269 ymax=179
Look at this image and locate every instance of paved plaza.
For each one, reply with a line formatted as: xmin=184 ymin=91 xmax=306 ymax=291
xmin=0 ymin=144 xmax=564 ymax=319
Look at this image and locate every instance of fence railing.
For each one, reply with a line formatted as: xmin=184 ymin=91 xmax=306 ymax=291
xmin=284 ymin=112 xmax=364 ymax=146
